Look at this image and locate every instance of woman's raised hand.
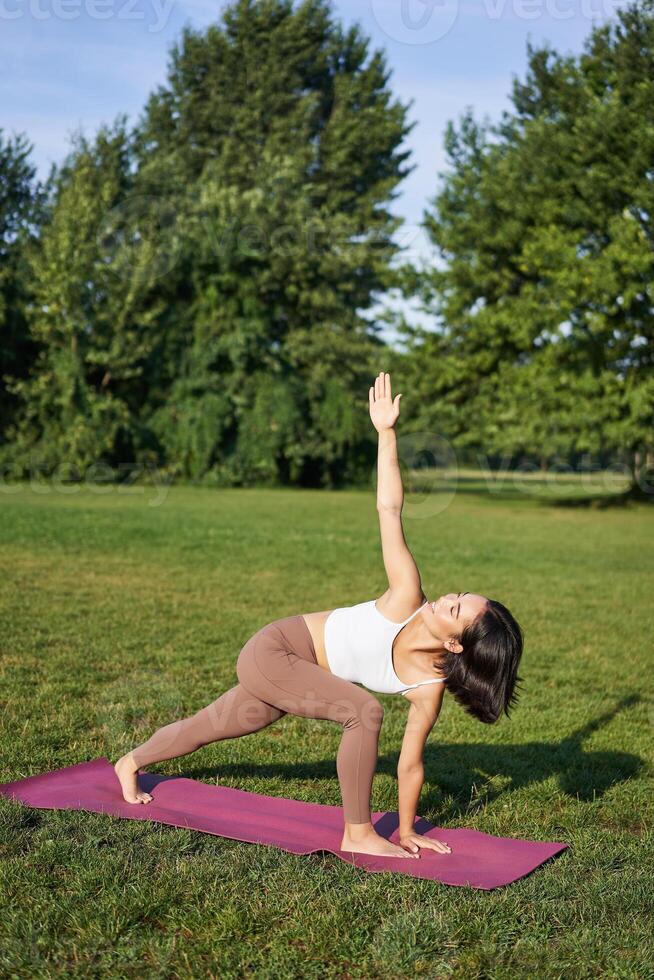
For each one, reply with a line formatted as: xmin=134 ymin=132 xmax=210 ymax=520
xmin=368 ymin=372 xmax=402 ymax=433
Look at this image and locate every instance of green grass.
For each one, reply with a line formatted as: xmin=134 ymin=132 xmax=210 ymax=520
xmin=1 ymin=479 xmax=653 ymax=978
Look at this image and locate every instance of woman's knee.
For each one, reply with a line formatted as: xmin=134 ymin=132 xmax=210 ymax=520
xmin=344 ymin=694 xmax=384 ymax=732
xmin=365 ymin=696 xmax=385 ymax=729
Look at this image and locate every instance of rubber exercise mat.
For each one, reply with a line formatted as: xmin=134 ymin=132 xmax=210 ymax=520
xmin=0 ymin=757 xmax=568 ymax=889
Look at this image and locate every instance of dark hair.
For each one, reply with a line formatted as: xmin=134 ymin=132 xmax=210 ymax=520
xmin=438 ymin=599 xmax=524 ymax=724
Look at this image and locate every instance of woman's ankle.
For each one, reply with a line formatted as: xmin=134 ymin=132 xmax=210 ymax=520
xmin=343 ymin=820 xmax=374 ymax=841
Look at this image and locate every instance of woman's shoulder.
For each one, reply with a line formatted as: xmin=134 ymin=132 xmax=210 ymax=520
xmin=374 ymin=587 xmax=427 ymax=623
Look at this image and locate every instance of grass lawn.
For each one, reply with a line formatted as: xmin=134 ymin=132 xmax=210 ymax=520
xmin=1 ymin=478 xmax=652 ymax=978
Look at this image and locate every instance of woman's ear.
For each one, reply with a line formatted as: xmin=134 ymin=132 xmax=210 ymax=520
xmin=445 ymin=637 xmax=463 ymax=655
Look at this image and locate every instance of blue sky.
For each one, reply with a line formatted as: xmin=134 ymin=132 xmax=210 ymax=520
xmin=4 ymin=0 xmax=627 ymax=337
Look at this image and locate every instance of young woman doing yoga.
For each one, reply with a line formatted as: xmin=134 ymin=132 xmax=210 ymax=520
xmin=114 ymin=372 xmax=524 ymax=859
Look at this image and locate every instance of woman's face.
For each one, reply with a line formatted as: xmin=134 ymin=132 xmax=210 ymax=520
xmin=423 ymin=592 xmax=488 ymax=653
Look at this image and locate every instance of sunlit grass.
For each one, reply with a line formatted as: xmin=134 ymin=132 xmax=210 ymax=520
xmin=1 ymin=481 xmax=652 ymax=977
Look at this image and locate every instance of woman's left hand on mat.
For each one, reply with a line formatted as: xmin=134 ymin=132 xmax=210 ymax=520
xmin=399 ymin=833 xmax=452 ymax=855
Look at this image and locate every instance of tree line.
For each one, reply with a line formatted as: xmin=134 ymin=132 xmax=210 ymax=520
xmin=1 ymin=0 xmax=652 ymax=492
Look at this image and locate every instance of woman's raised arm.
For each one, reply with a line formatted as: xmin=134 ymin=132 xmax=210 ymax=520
xmin=370 ymin=371 xmax=403 ymax=512
xmin=369 ymin=372 xmax=422 ymax=598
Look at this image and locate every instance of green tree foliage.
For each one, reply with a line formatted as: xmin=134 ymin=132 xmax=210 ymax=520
xmin=0 ymin=130 xmax=39 ymax=444
xmin=131 ymin=0 xmax=412 ymax=485
xmin=397 ymin=0 xmax=654 ymax=487
xmin=2 ymin=120 xmax=166 ymax=476
xmin=2 ymin=0 xmax=412 ymax=487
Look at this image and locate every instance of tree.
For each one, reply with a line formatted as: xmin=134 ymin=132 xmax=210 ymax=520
xmin=131 ymin=0 xmax=413 ymax=486
xmin=397 ymin=0 xmax=654 ymax=492
xmin=0 ymin=130 xmax=39 ymax=444
xmin=3 ymin=120 xmax=167 ymax=476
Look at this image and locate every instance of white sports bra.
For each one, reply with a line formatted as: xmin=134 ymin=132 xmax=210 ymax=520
xmin=323 ymin=598 xmax=447 ymax=696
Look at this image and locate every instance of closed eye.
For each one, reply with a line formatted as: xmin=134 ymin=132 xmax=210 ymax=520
xmin=451 ymin=592 xmax=465 ymax=616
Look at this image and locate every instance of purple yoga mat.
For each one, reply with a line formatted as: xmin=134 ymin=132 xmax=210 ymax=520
xmin=0 ymin=757 xmax=568 ymax=889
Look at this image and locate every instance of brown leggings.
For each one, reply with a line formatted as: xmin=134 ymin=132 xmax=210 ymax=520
xmin=130 ymin=615 xmax=385 ymax=823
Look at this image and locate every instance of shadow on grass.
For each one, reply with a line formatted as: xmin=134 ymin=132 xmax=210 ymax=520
xmin=417 ymin=693 xmax=644 ymax=823
xmin=400 ymin=474 xmax=643 ymax=508
xmin=546 ymin=485 xmax=654 ymax=509
xmin=181 ymin=694 xmax=643 ymax=824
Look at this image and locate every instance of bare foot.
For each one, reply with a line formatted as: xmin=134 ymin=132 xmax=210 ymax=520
xmin=114 ymin=752 xmax=154 ymax=804
xmin=340 ymin=829 xmax=418 ymax=858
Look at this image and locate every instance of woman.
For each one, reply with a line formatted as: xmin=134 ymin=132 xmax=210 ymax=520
xmin=114 ymin=372 xmax=524 ymax=859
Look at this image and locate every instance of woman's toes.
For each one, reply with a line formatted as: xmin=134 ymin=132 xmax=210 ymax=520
xmin=137 ymin=791 xmax=153 ymax=804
